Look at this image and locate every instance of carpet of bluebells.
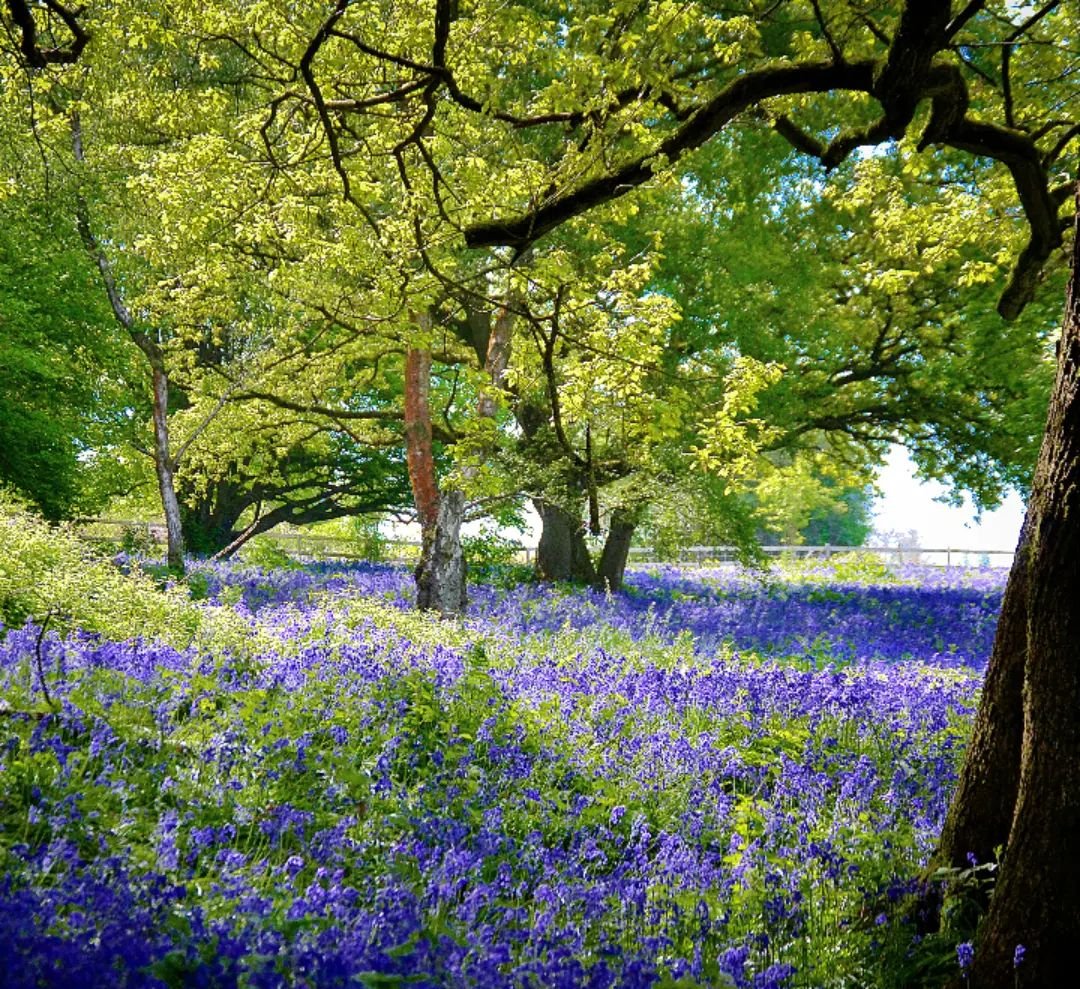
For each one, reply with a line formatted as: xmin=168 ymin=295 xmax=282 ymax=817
xmin=0 ymin=559 xmax=1007 ymax=988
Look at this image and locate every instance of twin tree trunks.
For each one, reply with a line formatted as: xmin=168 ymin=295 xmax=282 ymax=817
xmin=931 ymin=186 xmax=1080 ymax=988
xmin=533 ymin=499 xmax=637 ymax=591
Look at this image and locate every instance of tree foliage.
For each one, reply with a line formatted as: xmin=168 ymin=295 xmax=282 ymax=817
xmin=0 ymin=198 xmax=138 ymax=518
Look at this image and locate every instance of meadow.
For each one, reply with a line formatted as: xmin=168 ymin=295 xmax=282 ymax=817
xmin=0 ymin=555 xmax=1006 ymax=988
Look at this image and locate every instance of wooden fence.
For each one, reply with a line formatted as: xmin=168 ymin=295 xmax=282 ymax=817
xmin=75 ymin=519 xmax=1014 ymax=568
xmin=632 ymin=545 xmax=1016 ymax=568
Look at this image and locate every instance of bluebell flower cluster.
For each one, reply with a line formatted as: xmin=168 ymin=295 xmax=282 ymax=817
xmin=0 ymin=561 xmax=1005 ymax=986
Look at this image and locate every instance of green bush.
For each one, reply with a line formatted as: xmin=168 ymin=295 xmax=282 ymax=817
xmin=462 ymin=528 xmax=533 ymax=586
xmin=237 ymin=539 xmax=303 ymax=570
xmin=0 ymin=489 xmax=201 ymax=645
xmin=780 ymin=550 xmax=897 ymax=585
xmin=463 ymin=528 xmax=524 ymax=570
xmin=350 ymin=516 xmax=389 ymax=562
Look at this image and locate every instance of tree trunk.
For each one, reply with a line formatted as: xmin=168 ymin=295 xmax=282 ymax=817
xmin=150 ymin=367 xmax=185 ymax=572
xmin=594 ymin=508 xmax=636 ymax=592
xmin=930 ymin=517 xmax=1029 ymax=875
xmin=404 ymin=341 xmax=467 ymax=615
xmin=962 ymin=185 xmax=1080 ymax=989
xmin=404 ymin=345 xmax=440 ymax=532
xmin=180 ymin=467 xmax=251 ymax=556
xmin=535 ymin=499 xmax=596 ymax=584
xmin=415 ymin=488 xmax=467 ymax=615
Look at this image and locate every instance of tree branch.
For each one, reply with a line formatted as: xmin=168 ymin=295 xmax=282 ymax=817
xmin=5 ymin=0 xmax=88 ymax=68
xmin=463 ymin=60 xmax=876 ymax=249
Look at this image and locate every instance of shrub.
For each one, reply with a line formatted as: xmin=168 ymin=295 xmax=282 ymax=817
xmin=237 ymin=539 xmax=303 ymax=570
xmin=0 ymin=489 xmax=201 ymax=645
xmin=462 ymin=527 xmax=524 ymax=570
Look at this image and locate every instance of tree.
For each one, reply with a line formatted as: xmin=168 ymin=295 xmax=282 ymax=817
xmin=1 ymin=4 xmax=229 ymax=571
xmin=0 ymin=198 xmax=139 ymax=519
xmin=2 ymin=1 xmax=420 ymax=567
xmin=503 ymin=128 xmax=1054 ymax=588
xmin=281 ymin=1 xmax=1076 ymax=981
xmin=797 ymin=485 xmax=875 ymax=547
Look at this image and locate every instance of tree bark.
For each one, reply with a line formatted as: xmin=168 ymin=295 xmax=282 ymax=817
xmin=594 ymin=508 xmax=637 ymax=592
xmin=404 ymin=345 xmax=440 ymax=533
xmin=534 ymin=499 xmax=596 ymax=584
xmin=478 ymin=298 xmax=514 ymax=418
xmin=962 ymin=185 xmax=1080 ymax=989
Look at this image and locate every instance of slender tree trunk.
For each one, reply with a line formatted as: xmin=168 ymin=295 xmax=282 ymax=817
xmin=534 ymin=499 xmax=596 ymax=584
xmin=404 ymin=342 xmax=466 ymax=615
xmin=150 ymin=367 xmax=185 ymax=572
xmin=961 ymin=184 xmax=1080 ymax=989
xmin=594 ymin=508 xmax=637 ymax=592
xmin=72 ymin=111 xmax=185 ymax=572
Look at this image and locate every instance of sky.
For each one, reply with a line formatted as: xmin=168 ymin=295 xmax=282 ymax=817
xmin=872 ymin=445 xmax=1025 ymax=551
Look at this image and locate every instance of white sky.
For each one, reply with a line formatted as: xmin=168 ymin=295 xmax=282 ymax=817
xmin=873 ymin=445 xmax=1026 ymax=551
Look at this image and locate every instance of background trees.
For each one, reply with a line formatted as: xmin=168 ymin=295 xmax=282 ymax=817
xmin=0 ymin=198 xmax=138 ymax=518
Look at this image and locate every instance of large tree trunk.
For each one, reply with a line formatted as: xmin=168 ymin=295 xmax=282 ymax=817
xmin=181 ymin=471 xmax=247 ymax=556
xmin=917 ymin=519 xmax=1029 ymax=936
xmin=594 ymin=508 xmax=637 ymax=592
xmin=931 ymin=517 xmax=1029 ymax=874
xmin=534 ymin=499 xmax=596 ymax=584
xmin=958 ymin=187 xmax=1080 ymax=989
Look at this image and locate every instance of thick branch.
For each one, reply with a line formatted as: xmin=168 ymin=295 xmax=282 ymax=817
xmin=6 ymin=0 xmax=88 ymax=68
xmin=234 ymin=389 xmax=399 ymax=424
xmin=464 ymin=60 xmax=875 ymax=249
xmin=947 ymin=117 xmax=1064 ymax=318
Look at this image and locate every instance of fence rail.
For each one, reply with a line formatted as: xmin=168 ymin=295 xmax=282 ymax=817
xmin=635 ymin=545 xmax=1016 ymax=568
xmin=75 ymin=519 xmax=1015 ymax=568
